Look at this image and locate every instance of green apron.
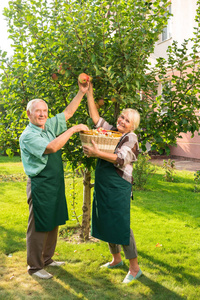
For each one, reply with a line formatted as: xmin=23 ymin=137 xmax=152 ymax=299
xmin=30 ymin=150 xmax=68 ymax=232
xmin=91 ymin=158 xmax=132 ymax=245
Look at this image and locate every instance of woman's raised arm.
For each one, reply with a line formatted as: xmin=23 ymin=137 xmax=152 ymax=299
xmin=86 ymin=83 xmax=100 ymax=125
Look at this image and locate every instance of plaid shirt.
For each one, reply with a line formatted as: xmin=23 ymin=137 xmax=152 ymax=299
xmin=95 ymin=117 xmax=139 ymax=184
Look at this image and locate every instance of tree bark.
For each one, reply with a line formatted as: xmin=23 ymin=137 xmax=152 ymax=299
xmin=80 ymin=168 xmax=94 ymax=241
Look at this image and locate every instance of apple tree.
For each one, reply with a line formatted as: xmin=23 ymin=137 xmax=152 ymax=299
xmin=0 ymin=0 xmax=173 ymax=239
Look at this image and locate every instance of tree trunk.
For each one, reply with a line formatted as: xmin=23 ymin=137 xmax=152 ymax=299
xmin=80 ymin=168 xmax=94 ymax=241
xmin=114 ymin=102 xmax=120 ymax=121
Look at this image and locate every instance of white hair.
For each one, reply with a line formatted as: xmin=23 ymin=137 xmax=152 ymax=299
xmin=26 ymin=99 xmax=48 ymax=113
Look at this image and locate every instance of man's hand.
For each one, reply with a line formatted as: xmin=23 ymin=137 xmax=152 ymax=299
xmin=44 ymin=124 xmax=89 ymax=154
xmin=73 ymin=124 xmax=89 ymax=133
xmin=78 ymin=80 xmax=90 ymax=94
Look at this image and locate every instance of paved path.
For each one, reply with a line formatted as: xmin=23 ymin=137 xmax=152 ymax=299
xmin=150 ymin=156 xmax=200 ymax=172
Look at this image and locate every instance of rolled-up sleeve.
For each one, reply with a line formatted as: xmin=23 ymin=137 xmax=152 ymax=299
xmin=19 ymin=112 xmax=67 ymax=177
xmin=95 ymin=117 xmax=113 ymax=130
xmin=22 ymin=133 xmax=49 ymax=159
xmin=115 ymin=133 xmax=139 ymax=167
xmin=46 ymin=112 xmax=67 ymax=136
xmin=115 ymin=146 xmax=135 ymax=167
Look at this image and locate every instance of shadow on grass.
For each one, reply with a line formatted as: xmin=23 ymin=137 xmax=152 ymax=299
xmin=0 ymin=245 xmax=193 ymax=300
xmin=22 ymin=266 xmax=187 ymax=300
xmin=139 ymin=250 xmax=200 ymax=287
xmin=0 ymin=254 xmax=193 ymax=300
xmin=138 ymin=274 xmax=187 ymax=300
xmin=0 ymin=225 xmax=26 ymax=254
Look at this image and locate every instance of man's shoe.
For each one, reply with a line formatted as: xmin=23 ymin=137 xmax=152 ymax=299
xmin=32 ymin=269 xmax=53 ymax=279
xmin=122 ymin=269 xmax=142 ymax=283
xmin=100 ymin=261 xmax=123 ymax=269
xmin=48 ymin=261 xmax=65 ymax=267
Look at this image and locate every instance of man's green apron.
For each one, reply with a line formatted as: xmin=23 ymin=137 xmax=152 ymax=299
xmin=30 ymin=150 xmax=68 ymax=232
xmin=91 ymin=158 xmax=132 ymax=245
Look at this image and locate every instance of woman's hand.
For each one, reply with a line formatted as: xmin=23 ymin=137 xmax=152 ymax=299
xmin=83 ymin=140 xmax=99 ymax=157
xmin=86 ymin=82 xmax=93 ymax=97
xmin=83 ymin=140 xmax=118 ymax=163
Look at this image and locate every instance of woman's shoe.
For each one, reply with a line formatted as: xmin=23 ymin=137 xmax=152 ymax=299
xmin=122 ymin=269 xmax=142 ymax=283
xmin=100 ymin=261 xmax=124 ymax=269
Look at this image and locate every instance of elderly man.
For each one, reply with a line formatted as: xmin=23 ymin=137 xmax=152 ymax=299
xmin=19 ymin=82 xmax=89 ymax=279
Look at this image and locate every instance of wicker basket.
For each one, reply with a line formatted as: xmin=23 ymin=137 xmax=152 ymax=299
xmin=79 ymin=130 xmax=122 ymax=153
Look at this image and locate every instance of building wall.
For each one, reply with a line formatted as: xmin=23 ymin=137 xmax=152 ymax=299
xmin=152 ymin=0 xmax=198 ymax=61
xmin=150 ymin=0 xmax=200 ymax=160
xmin=170 ymin=131 xmax=200 ymax=159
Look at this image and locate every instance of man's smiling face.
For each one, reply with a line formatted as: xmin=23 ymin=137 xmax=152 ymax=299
xmin=27 ymin=101 xmax=48 ymax=129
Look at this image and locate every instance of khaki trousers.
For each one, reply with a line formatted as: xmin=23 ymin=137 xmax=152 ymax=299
xmin=108 ymin=229 xmax=138 ymax=259
xmin=26 ymin=178 xmax=58 ymax=275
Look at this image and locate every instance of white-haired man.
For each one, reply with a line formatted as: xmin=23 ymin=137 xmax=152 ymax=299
xmin=19 ymin=82 xmax=89 ymax=279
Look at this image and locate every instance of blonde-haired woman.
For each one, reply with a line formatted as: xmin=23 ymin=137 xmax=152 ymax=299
xmin=83 ymin=84 xmax=142 ymax=284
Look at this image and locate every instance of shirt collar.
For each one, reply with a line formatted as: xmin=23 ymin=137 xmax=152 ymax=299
xmin=28 ymin=122 xmax=45 ymax=132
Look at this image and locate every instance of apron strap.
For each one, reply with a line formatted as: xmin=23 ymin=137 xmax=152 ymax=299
xmin=114 ymin=132 xmax=129 ymax=153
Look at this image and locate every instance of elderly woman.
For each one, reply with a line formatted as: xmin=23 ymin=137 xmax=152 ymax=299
xmin=83 ymin=84 xmax=142 ymax=284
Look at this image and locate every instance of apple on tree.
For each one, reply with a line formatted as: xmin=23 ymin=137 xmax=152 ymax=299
xmin=52 ymin=73 xmax=58 ymax=81
xmin=98 ymin=99 xmax=104 ymax=106
xmin=111 ymin=97 xmax=116 ymax=103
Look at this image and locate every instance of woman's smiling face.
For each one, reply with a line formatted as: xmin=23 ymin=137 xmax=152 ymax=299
xmin=117 ymin=112 xmax=133 ymax=134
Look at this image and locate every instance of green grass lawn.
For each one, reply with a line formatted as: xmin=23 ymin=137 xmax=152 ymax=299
xmin=0 ymin=156 xmax=199 ymax=300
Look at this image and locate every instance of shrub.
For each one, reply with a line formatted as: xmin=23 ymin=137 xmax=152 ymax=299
xmin=162 ymin=159 xmax=175 ymax=182
xmin=132 ymin=152 xmax=155 ymax=190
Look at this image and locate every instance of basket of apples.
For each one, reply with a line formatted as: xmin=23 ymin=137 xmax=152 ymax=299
xmin=79 ymin=127 xmax=122 ymax=153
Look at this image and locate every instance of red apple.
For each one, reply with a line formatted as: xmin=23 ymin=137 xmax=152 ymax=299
xmin=97 ymin=127 xmax=107 ymax=134
xmin=111 ymin=97 xmax=117 ymax=102
xmin=52 ymin=73 xmax=58 ymax=81
xmin=98 ymin=99 xmax=104 ymax=106
xmin=78 ymin=73 xmax=92 ymax=84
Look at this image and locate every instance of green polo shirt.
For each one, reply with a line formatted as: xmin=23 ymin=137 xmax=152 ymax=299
xmin=19 ymin=112 xmax=67 ymax=177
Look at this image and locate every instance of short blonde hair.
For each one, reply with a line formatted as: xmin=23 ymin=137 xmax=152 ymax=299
xmin=120 ymin=108 xmax=140 ymax=131
xmin=26 ymin=99 xmax=48 ymax=113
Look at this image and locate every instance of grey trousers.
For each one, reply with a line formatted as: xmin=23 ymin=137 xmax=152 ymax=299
xmin=108 ymin=229 xmax=138 ymax=259
xmin=26 ymin=178 xmax=58 ymax=275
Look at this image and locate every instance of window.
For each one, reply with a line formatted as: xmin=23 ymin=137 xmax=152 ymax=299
xmin=162 ymin=5 xmax=172 ymax=42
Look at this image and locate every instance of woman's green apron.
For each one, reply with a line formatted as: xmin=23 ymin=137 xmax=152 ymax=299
xmin=91 ymin=158 xmax=132 ymax=245
xmin=30 ymin=150 xmax=68 ymax=232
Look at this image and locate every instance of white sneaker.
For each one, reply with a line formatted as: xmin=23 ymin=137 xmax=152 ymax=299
xmin=48 ymin=261 xmax=65 ymax=267
xmin=32 ymin=269 xmax=53 ymax=279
